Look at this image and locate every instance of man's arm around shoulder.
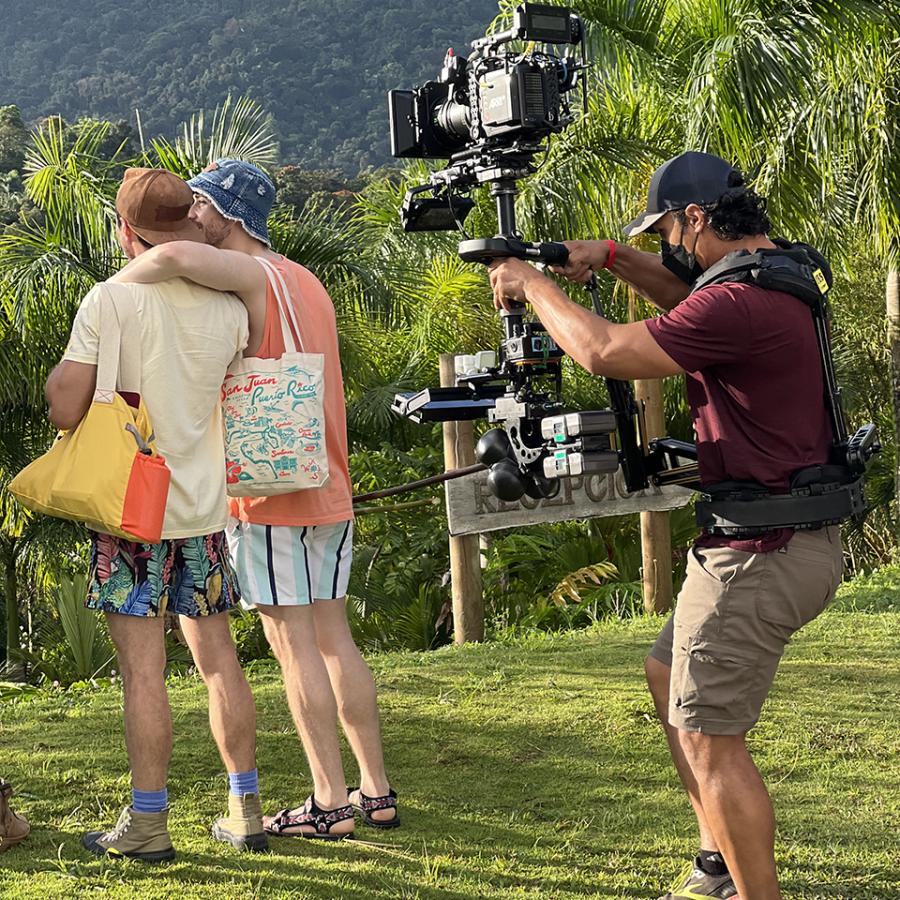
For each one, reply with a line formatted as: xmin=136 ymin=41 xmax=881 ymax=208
xmin=111 ymin=242 xmax=266 ymax=301
xmin=111 ymin=241 xmax=266 ymax=354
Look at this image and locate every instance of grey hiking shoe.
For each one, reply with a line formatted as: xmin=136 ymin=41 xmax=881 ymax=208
xmin=657 ymin=858 xmax=739 ymax=899
xmin=211 ymin=792 xmax=268 ymax=853
xmin=82 ymin=807 xmax=176 ymax=863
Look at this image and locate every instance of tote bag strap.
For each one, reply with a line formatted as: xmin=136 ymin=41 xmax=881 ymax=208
xmin=255 ymin=257 xmax=305 ymax=354
xmin=93 ymin=284 xmax=144 ymax=403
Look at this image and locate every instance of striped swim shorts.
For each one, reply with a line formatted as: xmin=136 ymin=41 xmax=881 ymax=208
xmin=226 ymin=518 xmax=353 ymax=608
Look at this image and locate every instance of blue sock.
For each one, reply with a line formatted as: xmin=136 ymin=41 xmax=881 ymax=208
xmin=132 ymin=787 xmax=168 ymax=813
xmin=228 ymin=769 xmax=259 ymax=797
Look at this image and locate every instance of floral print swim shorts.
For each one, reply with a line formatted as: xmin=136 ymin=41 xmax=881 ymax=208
xmin=86 ymin=530 xmax=240 ymax=617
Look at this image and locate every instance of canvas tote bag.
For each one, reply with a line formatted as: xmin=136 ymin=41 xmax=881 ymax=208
xmin=221 ymin=257 xmax=329 ymax=497
xmin=9 ymin=288 xmax=171 ymax=543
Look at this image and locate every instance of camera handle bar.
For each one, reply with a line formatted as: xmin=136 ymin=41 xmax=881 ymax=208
xmin=457 ymin=180 xmax=571 ymax=268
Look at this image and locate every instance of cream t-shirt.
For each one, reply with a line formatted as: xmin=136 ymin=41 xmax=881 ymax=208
xmin=64 ymin=278 xmax=249 ymax=539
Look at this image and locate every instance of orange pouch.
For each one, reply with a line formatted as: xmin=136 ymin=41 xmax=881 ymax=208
xmin=120 ymin=453 xmax=171 ymax=544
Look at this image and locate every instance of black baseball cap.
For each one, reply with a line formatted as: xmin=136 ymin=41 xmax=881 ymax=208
xmin=623 ymin=151 xmax=746 ymax=237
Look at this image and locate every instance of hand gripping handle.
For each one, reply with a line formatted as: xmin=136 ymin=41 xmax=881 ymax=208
xmin=533 ymin=241 xmax=569 ymax=266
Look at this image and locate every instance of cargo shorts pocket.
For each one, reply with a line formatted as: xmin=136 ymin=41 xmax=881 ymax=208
xmin=671 ymin=635 xmax=762 ymax=730
xmin=689 ymin=545 xmax=744 ymax=586
xmin=756 ymin=543 xmax=839 ymax=635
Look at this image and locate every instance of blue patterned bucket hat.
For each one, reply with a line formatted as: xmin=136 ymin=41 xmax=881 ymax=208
xmin=187 ymin=159 xmax=276 ymax=246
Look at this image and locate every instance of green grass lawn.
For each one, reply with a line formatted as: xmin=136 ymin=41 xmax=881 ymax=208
xmin=1 ymin=584 xmax=898 ymax=899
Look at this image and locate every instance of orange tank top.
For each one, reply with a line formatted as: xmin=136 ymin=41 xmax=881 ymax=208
xmin=228 ymin=256 xmax=354 ymax=526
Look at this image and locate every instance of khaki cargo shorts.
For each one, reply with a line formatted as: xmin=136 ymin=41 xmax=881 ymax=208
xmin=649 ymin=526 xmax=843 ymax=735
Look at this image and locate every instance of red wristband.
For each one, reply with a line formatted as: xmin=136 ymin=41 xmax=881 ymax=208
xmin=603 ymin=239 xmax=617 ymax=270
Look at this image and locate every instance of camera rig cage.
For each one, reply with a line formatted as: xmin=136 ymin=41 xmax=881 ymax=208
xmin=387 ymin=2 xmax=878 ymax=528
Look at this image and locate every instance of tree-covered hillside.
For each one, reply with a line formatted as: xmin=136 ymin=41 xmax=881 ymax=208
xmin=0 ymin=0 xmax=499 ymax=173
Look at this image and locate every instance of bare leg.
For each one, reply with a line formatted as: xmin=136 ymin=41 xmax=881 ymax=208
xmin=312 ymin=598 xmax=393 ymax=821
xmin=105 ymin=613 xmax=170 ymax=792
xmin=679 ymin=731 xmax=781 ymax=900
xmin=645 ymin=655 xmax=718 ymax=851
xmin=258 ymin=606 xmax=352 ymax=834
xmin=179 ymin=612 xmax=257 ymax=774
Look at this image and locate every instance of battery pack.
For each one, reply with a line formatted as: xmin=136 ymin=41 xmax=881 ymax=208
xmin=543 ymin=448 xmax=619 ymax=478
xmin=541 ymin=410 xmax=617 ymax=442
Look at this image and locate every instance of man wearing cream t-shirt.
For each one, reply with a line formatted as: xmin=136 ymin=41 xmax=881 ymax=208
xmin=45 ymin=168 xmax=267 ymax=861
xmin=64 ymin=276 xmax=244 ymax=536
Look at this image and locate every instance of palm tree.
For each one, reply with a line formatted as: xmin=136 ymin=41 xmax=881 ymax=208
xmin=148 ymin=94 xmax=279 ymax=177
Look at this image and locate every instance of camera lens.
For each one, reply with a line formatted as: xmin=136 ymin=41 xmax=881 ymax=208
xmin=433 ymin=97 xmax=471 ymax=142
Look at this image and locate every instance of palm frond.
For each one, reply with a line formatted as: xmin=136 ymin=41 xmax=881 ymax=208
xmin=148 ymin=95 xmax=278 ymax=176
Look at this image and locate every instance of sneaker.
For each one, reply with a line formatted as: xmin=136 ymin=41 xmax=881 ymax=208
xmin=211 ymin=792 xmax=268 ymax=852
xmin=0 ymin=779 xmax=30 ymax=853
xmin=657 ymin=858 xmax=739 ymax=899
xmin=82 ymin=807 xmax=176 ymax=862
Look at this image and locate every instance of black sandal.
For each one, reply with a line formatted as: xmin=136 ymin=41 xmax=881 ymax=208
xmin=263 ymin=795 xmax=354 ymax=841
xmin=348 ymin=787 xmax=400 ymax=829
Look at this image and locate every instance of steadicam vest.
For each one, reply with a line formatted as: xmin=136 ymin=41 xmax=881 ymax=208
xmin=686 ymin=243 xmax=878 ymax=536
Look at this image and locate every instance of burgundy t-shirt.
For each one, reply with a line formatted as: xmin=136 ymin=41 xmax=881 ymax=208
xmin=646 ymin=282 xmax=832 ymax=552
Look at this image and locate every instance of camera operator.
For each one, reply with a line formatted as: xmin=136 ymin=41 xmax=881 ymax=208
xmin=489 ymin=151 xmax=843 ymax=900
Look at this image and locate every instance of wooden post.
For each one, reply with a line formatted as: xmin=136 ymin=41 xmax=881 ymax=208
xmin=634 ymin=377 xmax=674 ymax=614
xmin=440 ymin=354 xmax=485 ymax=643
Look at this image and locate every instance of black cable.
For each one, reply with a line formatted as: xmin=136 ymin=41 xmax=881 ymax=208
xmin=353 ymin=463 xmax=487 ymax=504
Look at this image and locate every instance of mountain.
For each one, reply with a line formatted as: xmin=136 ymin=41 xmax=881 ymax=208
xmin=0 ymin=0 xmax=500 ymax=173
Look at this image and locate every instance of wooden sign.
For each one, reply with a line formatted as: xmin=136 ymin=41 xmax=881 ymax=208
xmin=445 ymin=468 xmax=692 ymax=537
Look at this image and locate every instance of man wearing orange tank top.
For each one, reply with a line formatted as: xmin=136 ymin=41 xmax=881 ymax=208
xmin=115 ymin=160 xmax=398 ymax=840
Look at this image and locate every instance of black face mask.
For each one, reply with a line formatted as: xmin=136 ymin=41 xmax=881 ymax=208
xmin=660 ymin=223 xmax=704 ymax=285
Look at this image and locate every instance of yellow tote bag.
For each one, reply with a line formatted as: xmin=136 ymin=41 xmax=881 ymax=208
xmin=9 ymin=289 xmax=171 ymax=543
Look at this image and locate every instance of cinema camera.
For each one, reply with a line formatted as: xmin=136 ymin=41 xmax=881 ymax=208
xmin=388 ymin=3 xmax=879 ymax=529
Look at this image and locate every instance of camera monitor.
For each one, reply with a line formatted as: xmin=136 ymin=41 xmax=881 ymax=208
xmin=389 ymin=90 xmax=418 ymax=158
xmin=515 ymin=3 xmax=578 ymax=43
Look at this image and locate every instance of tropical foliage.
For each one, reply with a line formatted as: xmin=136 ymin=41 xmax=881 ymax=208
xmin=0 ymin=1 xmax=898 ymax=680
